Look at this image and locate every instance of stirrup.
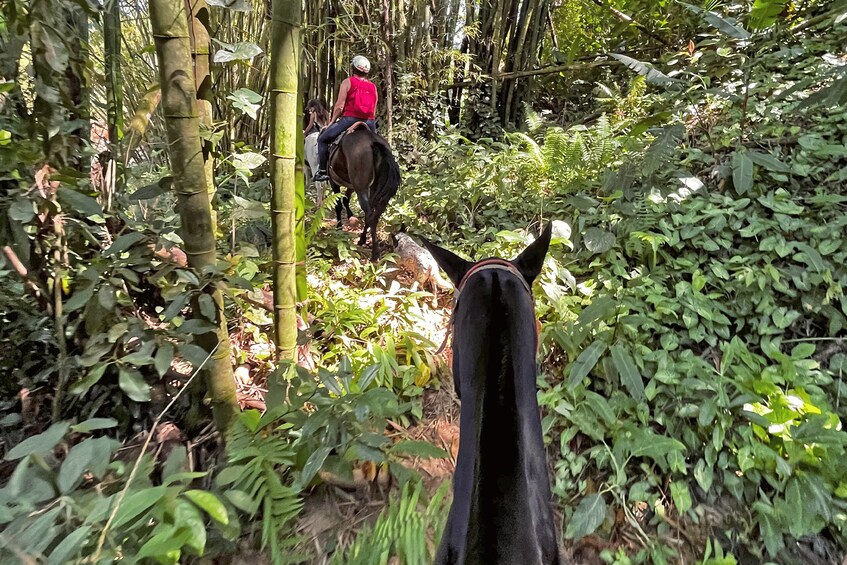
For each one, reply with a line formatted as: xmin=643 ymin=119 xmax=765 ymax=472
xmin=313 ymin=170 xmax=329 ymax=182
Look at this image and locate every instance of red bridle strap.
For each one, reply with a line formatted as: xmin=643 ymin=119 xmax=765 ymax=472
xmin=435 ymin=259 xmax=539 ymax=355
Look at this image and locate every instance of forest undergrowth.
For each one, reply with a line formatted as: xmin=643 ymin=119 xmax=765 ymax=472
xmin=1 ymin=1 xmax=847 ymax=564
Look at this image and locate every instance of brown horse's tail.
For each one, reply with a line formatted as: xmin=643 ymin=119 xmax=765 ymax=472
xmin=368 ymin=139 xmax=401 ymax=224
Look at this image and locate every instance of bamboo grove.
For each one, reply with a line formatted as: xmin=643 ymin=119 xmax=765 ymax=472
xmin=0 ymin=0 xmax=677 ymax=431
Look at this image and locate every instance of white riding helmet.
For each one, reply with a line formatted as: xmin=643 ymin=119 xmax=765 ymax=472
xmin=351 ymin=55 xmax=371 ymax=74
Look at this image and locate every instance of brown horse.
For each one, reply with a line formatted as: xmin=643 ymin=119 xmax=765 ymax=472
xmin=328 ymin=125 xmax=401 ymax=260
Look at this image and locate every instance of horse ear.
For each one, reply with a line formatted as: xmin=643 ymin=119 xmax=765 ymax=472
xmin=419 ymin=236 xmax=471 ymax=287
xmin=513 ymin=223 xmax=552 ymax=285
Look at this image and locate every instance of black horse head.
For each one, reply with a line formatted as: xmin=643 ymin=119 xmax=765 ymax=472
xmin=421 ymin=224 xmax=562 ymax=565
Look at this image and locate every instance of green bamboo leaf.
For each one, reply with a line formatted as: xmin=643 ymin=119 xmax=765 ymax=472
xmin=567 ymin=341 xmax=607 ymax=387
xmin=611 ymin=344 xmax=645 ymax=401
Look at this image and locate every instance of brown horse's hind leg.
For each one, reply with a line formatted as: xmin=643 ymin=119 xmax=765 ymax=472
xmin=354 ymin=190 xmax=371 ymax=247
xmin=369 ymin=213 xmax=380 ymax=261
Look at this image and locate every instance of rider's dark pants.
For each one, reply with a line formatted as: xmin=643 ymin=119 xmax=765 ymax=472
xmin=317 ymin=117 xmax=377 ymax=172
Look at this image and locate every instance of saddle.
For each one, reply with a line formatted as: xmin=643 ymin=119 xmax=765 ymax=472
xmin=328 ymin=122 xmax=368 ymax=169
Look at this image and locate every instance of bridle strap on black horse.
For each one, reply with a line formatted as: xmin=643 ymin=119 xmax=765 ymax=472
xmin=435 ymin=258 xmax=535 ymax=354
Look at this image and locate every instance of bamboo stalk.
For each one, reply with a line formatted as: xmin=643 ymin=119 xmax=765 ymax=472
xmin=188 ymin=0 xmax=217 ymax=232
xmin=104 ymin=0 xmax=124 ymax=199
xmin=148 ymin=0 xmax=238 ymax=432
xmin=269 ymin=0 xmax=300 ymax=360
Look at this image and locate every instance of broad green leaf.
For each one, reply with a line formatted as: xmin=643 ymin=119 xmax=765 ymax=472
xmin=5 ymin=422 xmax=69 ymax=460
xmin=0 ymin=413 xmax=21 ymax=427
xmin=112 ymin=486 xmax=167 ymax=528
xmin=749 ymin=0 xmax=789 ymax=29
xmin=682 ymin=3 xmax=751 ymax=39
xmin=670 ymin=482 xmax=692 ymax=514
xmin=71 ymin=417 xmax=118 ymax=433
xmin=611 ymin=344 xmax=645 ymax=401
xmin=98 ymin=285 xmax=116 ymax=310
xmin=564 ymin=493 xmax=606 ymax=539
xmin=694 ymin=460 xmax=714 ymax=493
xmin=212 ymin=40 xmax=263 ymax=63
xmin=228 ymin=88 xmax=263 ymax=119
xmin=748 ymin=150 xmax=790 ymax=173
xmin=301 ymin=446 xmax=332 ymax=486
xmin=128 ymin=176 xmax=172 ymax=201
xmin=795 ymin=243 xmax=826 ymax=272
xmin=578 ymin=296 xmax=616 ymax=327
xmin=57 ymin=186 xmax=102 ymax=217
xmin=610 ymin=54 xmax=675 ymax=86
xmin=59 ymin=437 xmax=99 ymax=493
xmin=70 ymin=363 xmax=109 ymax=395
xmin=198 ymin=293 xmax=217 ymax=321
xmin=216 ymin=465 xmax=246 ymax=487
xmin=732 ymin=150 xmax=753 ymax=194
xmin=232 ymin=152 xmax=266 ymax=171
xmin=567 ymin=341 xmax=607 ymax=387
xmin=583 ymin=227 xmax=615 ymax=254
xmin=207 ymin=0 xmax=251 ymax=11
xmin=135 ymin=526 xmax=191 ymax=560
xmin=155 ymin=342 xmax=174 ymax=377
xmin=104 ymin=232 xmax=147 ymax=256
xmin=47 ymin=525 xmax=91 ymax=565
xmin=184 ymin=490 xmax=229 ymax=525
xmin=64 ymin=284 xmax=95 ymax=312
xmin=119 ymin=368 xmax=152 ymax=402
xmin=390 ymin=440 xmax=449 ymax=459
xmin=9 ymin=198 xmax=35 ymax=223
xmin=224 ymin=489 xmax=257 ymax=514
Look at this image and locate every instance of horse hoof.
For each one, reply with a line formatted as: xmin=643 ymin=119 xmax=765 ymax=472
xmin=336 ymin=222 xmax=343 ymax=230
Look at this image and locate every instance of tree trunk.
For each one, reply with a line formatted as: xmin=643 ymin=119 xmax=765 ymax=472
xmin=269 ymin=0 xmax=300 ymax=361
xmin=148 ymin=0 xmax=239 ymax=433
xmin=104 ymin=0 xmax=123 ymax=205
xmin=382 ymin=0 xmax=394 ymax=142
xmin=65 ymin=3 xmax=90 ymax=171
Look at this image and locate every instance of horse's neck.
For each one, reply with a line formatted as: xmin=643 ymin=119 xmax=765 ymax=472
xmin=449 ymin=297 xmax=552 ymax=561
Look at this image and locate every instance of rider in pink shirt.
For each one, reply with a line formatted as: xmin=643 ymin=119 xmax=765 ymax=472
xmin=313 ymin=55 xmax=378 ymax=181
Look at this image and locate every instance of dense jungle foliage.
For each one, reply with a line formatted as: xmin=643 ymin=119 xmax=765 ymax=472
xmin=1 ymin=0 xmax=846 ymax=563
